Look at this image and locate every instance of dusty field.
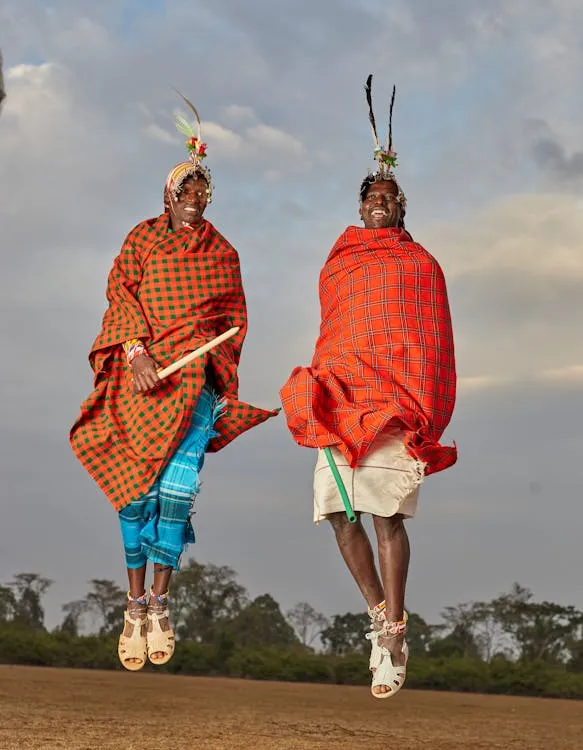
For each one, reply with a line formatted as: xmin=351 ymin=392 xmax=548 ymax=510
xmin=0 ymin=666 xmax=581 ymax=750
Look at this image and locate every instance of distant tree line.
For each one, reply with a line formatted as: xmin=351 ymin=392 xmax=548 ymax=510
xmin=1 ymin=562 xmax=583 ymax=698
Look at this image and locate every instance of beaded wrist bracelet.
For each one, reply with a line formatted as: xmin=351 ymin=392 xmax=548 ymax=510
xmin=122 ymin=338 xmax=147 ymax=366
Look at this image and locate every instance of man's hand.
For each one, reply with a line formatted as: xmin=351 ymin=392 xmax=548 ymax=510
xmin=130 ymin=354 xmax=161 ymax=393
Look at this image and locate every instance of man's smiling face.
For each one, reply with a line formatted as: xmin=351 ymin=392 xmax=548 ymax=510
xmin=359 ymin=179 xmax=402 ymax=229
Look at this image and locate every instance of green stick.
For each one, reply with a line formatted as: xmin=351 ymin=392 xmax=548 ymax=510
xmin=323 ymin=447 xmax=357 ymax=523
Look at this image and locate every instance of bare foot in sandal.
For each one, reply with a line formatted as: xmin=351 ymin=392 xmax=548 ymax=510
xmin=118 ymin=592 xmax=148 ymax=671
xmin=369 ymin=610 xmax=408 ymax=697
xmin=147 ymin=589 xmax=175 ymax=665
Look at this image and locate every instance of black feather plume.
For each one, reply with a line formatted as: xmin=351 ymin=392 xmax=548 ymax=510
xmin=387 ymin=85 xmax=396 ymax=152
xmin=365 ymin=74 xmax=379 ymax=147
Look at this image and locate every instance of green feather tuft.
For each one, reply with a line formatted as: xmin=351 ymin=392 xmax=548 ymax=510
xmin=174 ymin=114 xmax=196 ymax=138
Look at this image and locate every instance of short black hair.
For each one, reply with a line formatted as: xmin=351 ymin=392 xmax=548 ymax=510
xmin=359 ymin=174 xmax=377 ymax=202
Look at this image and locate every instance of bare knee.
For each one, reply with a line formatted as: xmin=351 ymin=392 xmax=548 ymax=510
xmin=328 ymin=511 xmax=362 ymax=540
xmin=373 ymin=513 xmax=406 ymax=540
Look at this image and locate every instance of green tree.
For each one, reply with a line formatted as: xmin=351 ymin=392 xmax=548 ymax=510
xmin=405 ymin=612 xmax=436 ymax=655
xmin=58 ymin=599 xmax=88 ymax=637
xmin=0 ymin=585 xmax=16 ymax=624
xmin=320 ymin=613 xmax=370 ymax=655
xmin=566 ymin=631 xmax=583 ymax=673
xmin=433 ymin=602 xmax=485 ymax=660
xmin=8 ymin=573 xmax=53 ymax=630
xmin=286 ymin=602 xmax=329 ymax=649
xmin=225 ymin=594 xmax=299 ymax=649
xmin=493 ymin=584 xmax=582 ymax=663
xmin=172 ymin=559 xmax=248 ymax=642
xmin=84 ymin=579 xmax=126 ymax=636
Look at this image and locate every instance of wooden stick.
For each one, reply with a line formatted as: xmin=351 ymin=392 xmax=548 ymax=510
xmin=157 ymin=326 xmax=240 ymax=380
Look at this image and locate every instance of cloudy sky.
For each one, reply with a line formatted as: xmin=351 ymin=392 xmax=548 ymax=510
xmin=1 ymin=0 xmax=582 ymax=630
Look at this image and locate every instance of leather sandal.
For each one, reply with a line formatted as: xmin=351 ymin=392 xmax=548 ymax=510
xmin=146 ymin=588 xmax=175 ymax=666
xmin=118 ymin=591 xmax=148 ymax=672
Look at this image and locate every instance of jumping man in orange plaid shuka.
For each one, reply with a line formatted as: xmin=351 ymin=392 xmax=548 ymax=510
xmin=280 ymin=77 xmax=457 ymax=699
xmin=70 ymin=93 xmax=277 ymax=671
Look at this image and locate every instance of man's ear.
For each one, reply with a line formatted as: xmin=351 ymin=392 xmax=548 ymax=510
xmin=358 ymin=203 xmax=364 ymax=221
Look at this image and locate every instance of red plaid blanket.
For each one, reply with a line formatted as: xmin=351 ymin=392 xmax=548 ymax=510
xmin=280 ymin=226 xmax=457 ymax=475
xmin=70 ymin=214 xmax=277 ymax=510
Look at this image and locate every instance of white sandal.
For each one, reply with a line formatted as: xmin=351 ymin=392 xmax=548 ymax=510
xmin=371 ymin=638 xmax=409 ymax=699
xmin=147 ymin=588 xmax=175 ymax=666
xmin=118 ymin=592 xmax=148 ymax=672
xmin=365 ymin=605 xmax=384 ymax=673
xmin=368 ymin=608 xmax=409 ymax=699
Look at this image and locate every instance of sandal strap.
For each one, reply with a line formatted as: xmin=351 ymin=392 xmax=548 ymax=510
xmin=149 ymin=586 xmax=169 ymax=605
xmin=368 ymin=600 xmax=386 ymax=621
xmin=368 ymin=606 xmax=409 ymax=637
xmin=380 ymin=610 xmax=409 ymax=637
xmin=127 ymin=590 xmax=148 ymax=605
xmin=381 ymin=620 xmax=408 ymax=637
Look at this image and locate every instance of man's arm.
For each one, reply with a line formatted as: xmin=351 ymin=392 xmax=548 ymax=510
xmin=89 ymin=229 xmax=152 ymax=377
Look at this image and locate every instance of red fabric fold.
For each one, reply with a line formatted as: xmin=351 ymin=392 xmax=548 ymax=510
xmin=280 ymin=226 xmax=457 ymax=475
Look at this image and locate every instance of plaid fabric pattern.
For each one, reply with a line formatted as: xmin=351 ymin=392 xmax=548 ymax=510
xmin=119 ymin=385 xmax=222 ymax=570
xmin=280 ymin=226 xmax=457 ymax=475
xmin=70 ymin=215 xmax=277 ymax=511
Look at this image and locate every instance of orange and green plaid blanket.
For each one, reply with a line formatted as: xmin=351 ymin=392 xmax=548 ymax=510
xmin=71 ymin=214 xmax=277 ymax=510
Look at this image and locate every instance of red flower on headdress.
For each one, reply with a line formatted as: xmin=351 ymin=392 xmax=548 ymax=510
xmin=186 ymin=136 xmax=207 ymax=159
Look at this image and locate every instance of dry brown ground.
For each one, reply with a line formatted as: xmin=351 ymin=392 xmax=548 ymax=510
xmin=0 ymin=665 xmax=581 ymax=750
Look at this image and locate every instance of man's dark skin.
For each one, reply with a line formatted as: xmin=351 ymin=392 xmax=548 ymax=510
xmin=124 ymin=174 xmax=209 ymax=663
xmin=328 ymin=177 xmax=409 ymax=695
xmin=359 ymin=178 xmax=403 ymax=229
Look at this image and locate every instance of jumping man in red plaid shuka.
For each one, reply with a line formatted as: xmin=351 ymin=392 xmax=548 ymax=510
xmin=280 ymin=77 xmax=457 ymax=699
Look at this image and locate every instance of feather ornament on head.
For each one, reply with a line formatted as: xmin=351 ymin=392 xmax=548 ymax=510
xmin=165 ymin=88 xmax=213 ymax=203
xmin=361 ymin=74 xmax=406 ymax=208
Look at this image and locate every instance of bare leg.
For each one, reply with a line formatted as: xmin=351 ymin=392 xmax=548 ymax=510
xmin=152 ymin=563 xmax=172 ymax=597
xmin=328 ymin=512 xmax=384 ymax=610
xmin=372 ymin=514 xmax=410 ymax=671
xmin=127 ymin=565 xmax=147 ymax=599
xmin=122 ymin=565 xmax=147 ymax=666
xmin=149 ymin=563 xmax=173 ymax=661
xmin=373 ymin=514 xmax=410 ymax=622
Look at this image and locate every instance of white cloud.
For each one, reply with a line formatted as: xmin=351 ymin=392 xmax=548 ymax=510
xmin=419 ymin=192 xmax=583 ymax=387
xmin=247 ymin=123 xmax=305 ymax=155
xmin=540 ymin=364 xmax=583 ymax=384
xmin=143 ymin=122 xmax=174 ymax=145
xmin=4 ymin=62 xmax=71 ymax=131
xmin=222 ymin=104 xmax=256 ymax=126
xmin=458 ymin=365 xmax=583 ymax=395
xmin=141 ymin=112 xmax=306 ymax=168
xmin=458 ymin=376 xmax=512 ymax=393
xmin=429 ymin=194 xmax=583 ymax=280
xmin=203 ymin=121 xmax=244 ymax=150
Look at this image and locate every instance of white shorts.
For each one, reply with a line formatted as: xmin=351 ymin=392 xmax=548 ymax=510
xmin=313 ymin=431 xmax=425 ymax=523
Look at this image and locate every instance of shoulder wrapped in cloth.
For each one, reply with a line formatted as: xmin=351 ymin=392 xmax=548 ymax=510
xmin=71 ymin=215 xmax=277 ymax=510
xmin=280 ymin=225 xmax=457 ymax=475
